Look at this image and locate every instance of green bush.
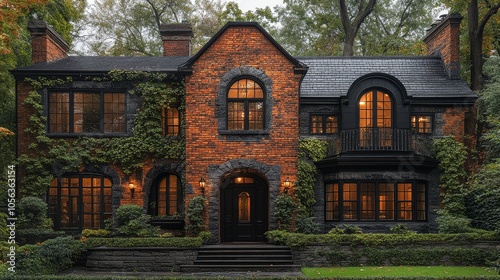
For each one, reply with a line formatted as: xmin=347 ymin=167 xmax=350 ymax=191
xmin=83 ymin=237 xmax=202 ymax=248
xmin=390 ymin=224 xmax=415 ymax=234
xmin=81 ymin=229 xmax=111 ymax=238
xmin=273 ymin=194 xmax=295 ymax=231
xmin=265 ymin=230 xmax=291 ymax=245
xmin=436 ymin=211 xmax=474 ymax=233
xmin=186 ymin=196 xmax=206 ymax=236
xmin=17 ymin=197 xmax=52 ymax=230
xmin=114 ymin=204 xmax=158 ymax=237
xmin=17 ymin=236 xmax=84 ymax=275
xmin=295 ymin=216 xmax=321 ymax=234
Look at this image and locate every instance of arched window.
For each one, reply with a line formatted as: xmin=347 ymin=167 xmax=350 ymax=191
xmin=227 ymin=79 xmax=264 ymax=130
xmin=359 ymin=90 xmax=393 ymax=147
xmin=48 ymin=174 xmax=112 ymax=231
xmin=149 ymin=174 xmax=182 ymax=216
xmin=163 ymin=107 xmax=179 ymax=136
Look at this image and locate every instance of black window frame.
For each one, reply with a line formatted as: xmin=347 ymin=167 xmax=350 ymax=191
xmin=310 ymin=114 xmax=339 ymax=135
xmin=47 ymin=89 xmax=127 ymax=136
xmin=324 ymin=181 xmax=427 ymax=222
xmin=226 ymin=77 xmax=266 ymax=131
xmin=148 ymin=174 xmax=183 ymax=217
xmin=48 ymin=173 xmax=113 ymax=231
xmin=163 ymin=106 xmax=180 ymax=137
xmin=411 ymin=114 xmax=434 ymax=135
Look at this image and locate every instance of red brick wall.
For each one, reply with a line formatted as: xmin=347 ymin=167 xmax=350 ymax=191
xmin=442 ymin=106 xmax=470 ymax=141
xmin=163 ymin=40 xmax=190 ymax=57
xmin=185 ymin=25 xmax=302 ymax=198
xmin=424 ymin=14 xmax=462 ymax=78
xmin=31 ymin=32 xmax=68 ymax=63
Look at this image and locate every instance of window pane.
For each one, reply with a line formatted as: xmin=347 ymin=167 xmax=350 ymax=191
xmin=238 ymin=192 xmax=251 ymax=222
xmin=49 ymin=93 xmax=70 ymax=133
xmin=417 ymin=183 xmax=426 ymax=221
xmin=343 ymin=183 xmax=358 ymax=220
xmin=168 ymin=175 xmax=178 ymax=215
xmin=74 ymin=93 xmax=101 ymax=133
xmin=325 ymin=116 xmax=338 ymax=133
xmin=165 ymin=107 xmax=180 ymax=136
xmin=228 ymin=102 xmax=245 ymax=130
xmin=379 ymin=183 xmax=395 ymax=220
xmin=397 ymin=183 xmax=413 ymax=220
xmin=412 ymin=115 xmax=433 ymax=134
xmin=158 ymin=178 xmax=167 ymax=216
xmin=360 ymin=183 xmax=375 ymax=220
xmin=248 ymin=102 xmax=264 ymax=129
xmin=311 ymin=115 xmax=323 ymax=134
xmin=227 ymin=79 xmax=265 ymax=130
xmin=325 ymin=183 xmax=339 ymax=221
xmin=103 ymin=93 xmax=126 ymax=133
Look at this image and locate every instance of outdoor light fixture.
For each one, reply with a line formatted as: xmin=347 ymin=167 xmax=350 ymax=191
xmin=128 ymin=182 xmax=135 ymax=198
xmin=199 ymin=177 xmax=206 ymax=195
xmin=283 ymin=178 xmax=291 ymax=194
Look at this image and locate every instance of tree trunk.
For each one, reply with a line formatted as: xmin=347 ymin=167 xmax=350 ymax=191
xmin=339 ymin=0 xmax=377 ymax=56
xmin=469 ymin=0 xmax=483 ymax=91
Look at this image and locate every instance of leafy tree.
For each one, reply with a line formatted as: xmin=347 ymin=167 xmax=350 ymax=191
xmin=358 ymin=0 xmax=440 ymax=55
xmin=0 ymin=0 xmax=84 ymax=204
xmin=443 ymin=0 xmax=500 ymax=90
xmin=82 ymin=0 xmax=193 ymax=56
xmin=339 ymin=0 xmax=377 ymax=56
xmin=276 ymin=0 xmax=437 ymax=56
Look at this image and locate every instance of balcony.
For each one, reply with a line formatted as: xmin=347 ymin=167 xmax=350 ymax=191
xmin=326 ymin=128 xmax=434 ymax=157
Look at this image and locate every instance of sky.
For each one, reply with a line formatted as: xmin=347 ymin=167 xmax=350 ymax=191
xmin=226 ymin=0 xmax=284 ymax=12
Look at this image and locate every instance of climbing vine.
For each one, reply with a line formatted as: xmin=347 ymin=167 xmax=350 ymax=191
xmin=433 ymin=136 xmax=468 ymax=217
xmin=295 ymin=138 xmax=328 ymax=217
xmin=18 ymin=71 xmax=185 ymax=196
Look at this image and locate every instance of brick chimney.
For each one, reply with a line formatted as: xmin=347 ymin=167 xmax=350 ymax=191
xmin=28 ymin=20 xmax=69 ymax=64
xmin=159 ymin=23 xmax=193 ymax=56
xmin=423 ymin=13 xmax=463 ymax=79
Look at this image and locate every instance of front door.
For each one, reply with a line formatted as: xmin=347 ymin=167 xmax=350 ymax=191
xmin=221 ymin=175 xmax=268 ymax=242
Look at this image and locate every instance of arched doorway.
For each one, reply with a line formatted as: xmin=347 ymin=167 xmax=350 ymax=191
xmin=220 ymin=173 xmax=268 ymax=242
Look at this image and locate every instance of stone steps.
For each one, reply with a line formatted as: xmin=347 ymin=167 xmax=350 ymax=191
xmin=180 ymin=244 xmax=301 ymax=272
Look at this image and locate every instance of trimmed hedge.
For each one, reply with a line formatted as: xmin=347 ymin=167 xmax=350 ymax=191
xmin=265 ymin=230 xmax=500 ymax=247
xmin=83 ymin=237 xmax=202 ymax=248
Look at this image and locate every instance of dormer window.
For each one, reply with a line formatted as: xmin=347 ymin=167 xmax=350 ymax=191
xmin=227 ymin=79 xmax=264 ymax=130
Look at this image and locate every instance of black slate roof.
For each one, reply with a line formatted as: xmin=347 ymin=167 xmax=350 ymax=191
xmin=13 ymin=54 xmax=475 ymax=101
xmin=297 ymin=56 xmax=475 ymax=99
xmin=12 ymin=56 xmax=189 ymax=74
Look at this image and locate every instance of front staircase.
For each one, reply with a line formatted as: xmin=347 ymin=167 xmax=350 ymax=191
xmin=180 ymin=244 xmax=300 ymax=272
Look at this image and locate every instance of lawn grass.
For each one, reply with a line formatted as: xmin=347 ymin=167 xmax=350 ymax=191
xmin=302 ymin=266 xmax=499 ymax=278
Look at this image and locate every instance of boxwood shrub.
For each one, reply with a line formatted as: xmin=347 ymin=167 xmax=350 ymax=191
xmin=83 ymin=237 xmax=202 ymax=248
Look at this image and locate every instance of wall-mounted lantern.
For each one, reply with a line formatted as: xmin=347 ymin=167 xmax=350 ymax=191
xmin=128 ymin=182 xmax=135 ymax=198
xmin=199 ymin=177 xmax=206 ymax=195
xmin=283 ymin=178 xmax=291 ymax=194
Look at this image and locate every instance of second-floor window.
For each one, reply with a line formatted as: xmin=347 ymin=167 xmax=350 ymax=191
xmin=311 ymin=115 xmax=338 ymax=134
xmin=163 ymin=107 xmax=180 ymax=136
xmin=411 ymin=115 xmax=433 ymax=134
xmin=48 ymin=90 xmax=126 ymax=134
xmin=227 ymin=78 xmax=264 ymax=130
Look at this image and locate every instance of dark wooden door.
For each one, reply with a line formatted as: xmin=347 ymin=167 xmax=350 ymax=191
xmin=221 ymin=179 xmax=267 ymax=242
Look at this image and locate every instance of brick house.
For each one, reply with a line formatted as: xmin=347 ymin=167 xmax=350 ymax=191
xmin=12 ymin=14 xmax=476 ymax=242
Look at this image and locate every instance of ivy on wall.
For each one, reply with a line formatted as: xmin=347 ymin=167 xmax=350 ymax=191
xmin=433 ymin=136 xmax=468 ymax=216
xmin=18 ymin=71 xmax=185 ymax=197
xmin=295 ymin=138 xmax=328 ymax=216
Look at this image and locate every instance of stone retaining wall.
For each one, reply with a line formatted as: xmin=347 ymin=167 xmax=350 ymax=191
xmin=292 ymin=242 xmax=500 ymax=267
xmin=86 ymin=247 xmax=198 ymax=272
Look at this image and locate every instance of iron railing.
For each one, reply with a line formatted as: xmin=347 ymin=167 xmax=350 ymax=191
xmin=327 ymin=128 xmax=434 ymax=157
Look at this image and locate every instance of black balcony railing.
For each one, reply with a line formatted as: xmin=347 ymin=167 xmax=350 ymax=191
xmin=327 ymin=128 xmax=434 ymax=157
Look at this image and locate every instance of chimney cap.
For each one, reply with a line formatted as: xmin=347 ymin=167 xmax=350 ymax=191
xmin=27 ymin=19 xmax=69 ymax=51
xmin=159 ymin=23 xmax=193 ymax=37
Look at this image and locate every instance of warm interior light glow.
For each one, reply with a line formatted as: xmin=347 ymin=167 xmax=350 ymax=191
xmin=359 ymin=101 xmax=366 ymax=106
xmin=235 ymin=177 xmax=244 ymax=184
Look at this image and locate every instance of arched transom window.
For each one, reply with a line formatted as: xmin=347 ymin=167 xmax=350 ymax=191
xmin=227 ymin=79 xmax=264 ymax=130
